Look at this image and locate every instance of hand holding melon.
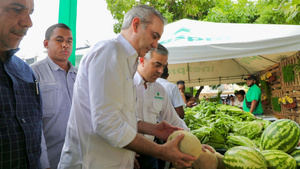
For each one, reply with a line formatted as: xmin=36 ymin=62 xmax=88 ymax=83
xmin=167 ymin=130 xmax=224 ymax=169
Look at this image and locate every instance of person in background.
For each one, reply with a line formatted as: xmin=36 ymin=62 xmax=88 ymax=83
xmin=229 ymin=95 xmax=235 ymax=106
xmin=0 ymin=0 xmax=43 ymax=168
xmin=58 ymin=5 xmax=195 ymax=169
xmin=135 ymin=43 xmax=188 ymax=169
xmin=243 ymin=75 xmax=263 ymax=115
xmin=31 ymin=23 xmax=76 ymax=169
xmin=185 ymin=95 xmax=197 ymax=108
xmin=177 ymin=80 xmax=187 ymax=104
xmin=156 ymin=64 xmax=185 ymax=118
xmin=233 ymin=90 xmax=245 ymax=109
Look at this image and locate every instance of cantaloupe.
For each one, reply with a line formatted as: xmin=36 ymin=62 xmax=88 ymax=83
xmin=168 ymin=131 xmax=223 ymax=169
xmin=167 ymin=130 xmax=202 ymax=158
xmin=192 ymin=148 xmax=218 ymax=169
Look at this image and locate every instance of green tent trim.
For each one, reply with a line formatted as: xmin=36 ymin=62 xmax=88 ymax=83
xmin=58 ymin=0 xmax=77 ymax=66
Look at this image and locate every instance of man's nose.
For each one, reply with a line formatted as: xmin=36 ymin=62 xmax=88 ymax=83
xmin=151 ymin=40 xmax=159 ymax=49
xmin=158 ymin=66 xmax=164 ymax=74
xmin=20 ymin=14 xmax=33 ymax=28
xmin=62 ymin=41 xmax=70 ymax=48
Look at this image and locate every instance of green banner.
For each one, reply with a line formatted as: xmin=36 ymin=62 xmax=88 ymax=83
xmin=58 ymin=0 xmax=77 ymax=66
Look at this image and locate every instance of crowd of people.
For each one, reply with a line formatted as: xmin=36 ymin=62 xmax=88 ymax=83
xmin=0 ymin=1 xmax=263 ymax=169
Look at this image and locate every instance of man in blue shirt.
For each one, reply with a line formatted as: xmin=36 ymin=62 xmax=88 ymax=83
xmin=32 ymin=23 xmax=76 ymax=169
xmin=0 ymin=0 xmax=43 ymax=169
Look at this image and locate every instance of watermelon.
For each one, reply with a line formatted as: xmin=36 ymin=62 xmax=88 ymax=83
xmin=260 ymin=119 xmax=300 ymax=153
xmin=226 ymin=135 xmax=257 ymax=149
xmin=290 ymin=148 xmax=300 ymax=168
xmin=261 ymin=150 xmax=296 ymax=169
xmin=223 ymin=146 xmax=267 ymax=169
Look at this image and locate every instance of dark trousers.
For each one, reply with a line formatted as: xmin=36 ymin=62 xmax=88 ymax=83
xmin=137 ymin=154 xmax=159 ymax=169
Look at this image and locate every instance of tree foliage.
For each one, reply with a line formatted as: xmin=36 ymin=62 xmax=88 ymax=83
xmin=106 ymin=0 xmax=300 ymax=33
xmin=106 ymin=0 xmax=216 ymax=33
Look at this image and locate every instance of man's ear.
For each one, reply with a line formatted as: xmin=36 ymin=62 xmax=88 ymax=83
xmin=139 ymin=57 xmax=144 ymax=65
xmin=132 ymin=17 xmax=140 ymax=33
xmin=43 ymin=40 xmax=49 ymax=48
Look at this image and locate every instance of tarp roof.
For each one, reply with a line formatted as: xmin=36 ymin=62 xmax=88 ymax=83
xmin=159 ymin=19 xmax=300 ymax=86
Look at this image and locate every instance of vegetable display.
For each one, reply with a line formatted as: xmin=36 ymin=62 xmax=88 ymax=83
xmin=182 ymin=100 xmax=300 ymax=168
xmin=184 ymin=100 xmax=269 ymax=150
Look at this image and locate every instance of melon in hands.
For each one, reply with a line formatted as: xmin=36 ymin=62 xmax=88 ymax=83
xmin=167 ymin=130 xmax=202 ymax=158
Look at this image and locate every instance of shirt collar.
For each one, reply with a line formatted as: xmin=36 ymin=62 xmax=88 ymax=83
xmin=117 ymin=34 xmax=138 ymax=78
xmin=157 ymin=78 xmax=167 ymax=83
xmin=8 ymin=48 xmax=19 ymax=57
xmin=134 ymin=71 xmax=152 ymax=88
xmin=46 ymin=57 xmax=76 ymax=73
xmin=134 ymin=71 xmax=145 ymax=86
xmin=1 ymin=48 xmax=20 ymax=63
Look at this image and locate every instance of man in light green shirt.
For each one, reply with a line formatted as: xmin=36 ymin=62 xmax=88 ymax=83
xmin=243 ymin=75 xmax=263 ymax=115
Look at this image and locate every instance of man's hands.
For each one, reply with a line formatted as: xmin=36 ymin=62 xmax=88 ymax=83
xmin=159 ymin=134 xmax=196 ymax=167
xmin=201 ymin=144 xmax=216 ymax=153
xmin=153 ymin=121 xmax=183 ymax=141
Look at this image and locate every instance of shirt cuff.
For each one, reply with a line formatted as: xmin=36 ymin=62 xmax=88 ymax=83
xmin=116 ymin=124 xmax=137 ymax=148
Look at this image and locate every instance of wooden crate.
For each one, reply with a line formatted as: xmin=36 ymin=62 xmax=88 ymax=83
xmin=274 ymin=112 xmax=300 ymax=124
xmin=281 ymin=88 xmax=300 ymax=113
xmin=260 ymin=63 xmax=281 ymax=90
xmin=271 ymin=90 xmax=282 ymax=114
xmin=280 ymin=52 xmax=300 ymax=88
xmin=259 ymin=63 xmax=281 ymax=115
xmin=259 ymin=52 xmax=300 ymax=123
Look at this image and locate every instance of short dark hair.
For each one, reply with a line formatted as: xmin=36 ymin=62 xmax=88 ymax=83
xmin=235 ymin=90 xmax=246 ymax=96
xmin=45 ymin=23 xmax=71 ymax=40
xmin=238 ymin=90 xmax=245 ymax=96
xmin=161 ymin=65 xmax=169 ymax=79
xmin=177 ymin=80 xmax=185 ymax=85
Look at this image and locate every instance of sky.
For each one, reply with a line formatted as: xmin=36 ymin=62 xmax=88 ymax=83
xmin=18 ymin=0 xmax=116 ymax=59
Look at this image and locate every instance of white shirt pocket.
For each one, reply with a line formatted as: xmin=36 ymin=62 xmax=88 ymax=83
xmin=40 ymin=83 xmax=58 ymax=117
xmin=148 ymin=99 xmax=162 ymax=123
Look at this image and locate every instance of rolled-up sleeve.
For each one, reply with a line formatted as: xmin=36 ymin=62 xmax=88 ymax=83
xmin=88 ymin=45 xmax=137 ymax=148
xmin=171 ymin=85 xmax=185 ymax=108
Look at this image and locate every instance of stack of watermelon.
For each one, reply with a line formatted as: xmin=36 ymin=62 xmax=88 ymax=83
xmin=223 ymin=119 xmax=300 ymax=169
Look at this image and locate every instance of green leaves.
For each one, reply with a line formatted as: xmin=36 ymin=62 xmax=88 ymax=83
xmin=106 ymin=0 xmax=299 ymax=34
xmin=185 ymin=100 xmax=270 ymax=150
xmin=282 ymin=64 xmax=295 ymax=82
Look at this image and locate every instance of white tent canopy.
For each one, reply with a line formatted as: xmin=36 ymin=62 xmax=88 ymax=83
xmin=159 ymin=19 xmax=300 ymax=86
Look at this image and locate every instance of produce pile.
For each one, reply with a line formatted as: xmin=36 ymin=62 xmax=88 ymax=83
xmin=184 ymin=100 xmax=270 ymax=150
xmin=183 ymin=100 xmax=300 ymax=169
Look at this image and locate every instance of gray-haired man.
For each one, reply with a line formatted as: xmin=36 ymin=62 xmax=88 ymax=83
xmin=58 ymin=5 xmax=195 ymax=169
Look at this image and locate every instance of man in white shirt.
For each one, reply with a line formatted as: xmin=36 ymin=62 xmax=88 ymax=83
xmin=135 ymin=43 xmax=189 ymax=168
xmin=157 ymin=65 xmax=185 ymax=118
xmin=58 ymin=5 xmax=195 ymax=169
